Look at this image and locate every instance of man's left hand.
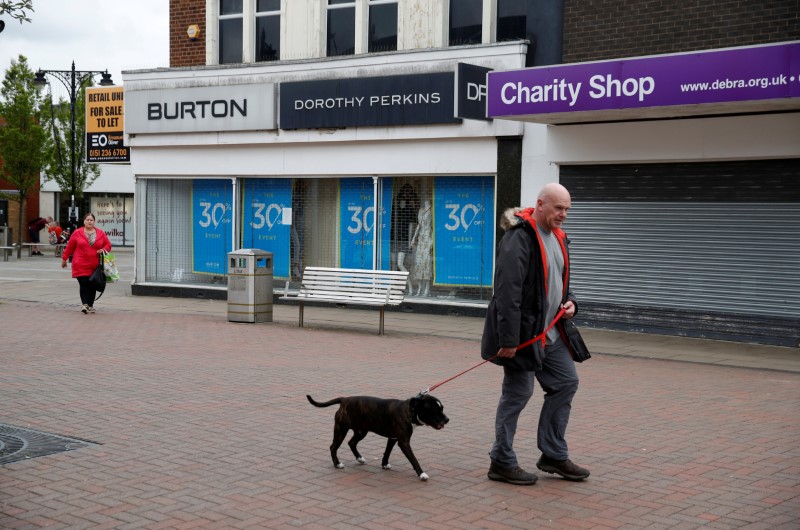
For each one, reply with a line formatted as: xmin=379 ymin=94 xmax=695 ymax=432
xmin=563 ymin=300 xmax=576 ymax=319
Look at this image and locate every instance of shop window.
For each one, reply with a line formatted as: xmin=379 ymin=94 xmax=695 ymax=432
xmin=389 ymin=176 xmax=495 ymax=301
xmin=327 ymin=0 xmax=356 ymax=57
xmin=90 ymin=195 xmax=135 ymax=247
xmin=219 ymin=0 xmax=244 ymax=64
xmin=368 ymin=0 xmax=398 ymax=53
xmin=449 ymin=0 xmax=483 ymax=46
xmin=255 ymin=0 xmax=281 ymax=61
xmin=497 ymin=0 xmax=526 ymax=42
xmin=142 ymin=176 xmax=494 ymax=303
xmin=144 ymin=179 xmax=234 ymax=286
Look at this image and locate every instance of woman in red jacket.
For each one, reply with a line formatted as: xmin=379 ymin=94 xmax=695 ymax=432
xmin=61 ymin=212 xmax=112 ymax=314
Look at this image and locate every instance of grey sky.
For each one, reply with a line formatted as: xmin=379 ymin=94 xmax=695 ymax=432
xmin=1 ymin=0 xmax=169 ymax=98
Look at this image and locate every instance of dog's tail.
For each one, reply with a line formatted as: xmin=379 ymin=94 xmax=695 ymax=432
xmin=306 ymin=394 xmax=342 ymax=408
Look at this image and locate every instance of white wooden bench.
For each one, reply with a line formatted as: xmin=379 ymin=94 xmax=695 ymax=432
xmin=0 ymin=245 xmax=17 ymax=261
xmin=280 ymin=266 xmax=409 ymax=335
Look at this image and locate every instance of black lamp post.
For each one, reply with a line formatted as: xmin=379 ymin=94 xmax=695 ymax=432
xmin=33 ymin=61 xmax=113 ymax=232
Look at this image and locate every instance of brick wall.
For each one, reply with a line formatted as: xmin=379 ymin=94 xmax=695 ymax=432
xmin=170 ymin=0 xmax=206 ymax=67
xmin=563 ymin=0 xmax=800 ymax=63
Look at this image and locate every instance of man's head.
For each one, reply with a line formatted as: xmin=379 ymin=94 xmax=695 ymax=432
xmin=534 ymin=183 xmax=571 ymax=233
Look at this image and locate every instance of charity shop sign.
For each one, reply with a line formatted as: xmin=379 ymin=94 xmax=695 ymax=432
xmin=487 ymin=42 xmax=800 ymax=123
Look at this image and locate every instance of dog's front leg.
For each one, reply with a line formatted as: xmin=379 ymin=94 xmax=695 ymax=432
xmin=397 ymin=439 xmax=428 ymax=481
xmin=382 ymin=438 xmax=397 ymax=469
xmin=348 ymin=430 xmax=368 ymax=464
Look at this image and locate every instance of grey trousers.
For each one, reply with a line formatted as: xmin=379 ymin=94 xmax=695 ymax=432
xmin=490 ymin=336 xmax=579 ymax=467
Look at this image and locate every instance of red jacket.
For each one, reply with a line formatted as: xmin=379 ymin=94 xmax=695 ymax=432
xmin=62 ymin=228 xmax=112 ymax=278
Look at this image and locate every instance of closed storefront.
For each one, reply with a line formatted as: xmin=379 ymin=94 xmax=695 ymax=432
xmin=138 ymin=174 xmax=496 ymax=302
xmin=561 ymin=160 xmax=800 ymax=345
xmin=126 ymin=43 xmax=528 ymax=307
xmin=488 ymin=42 xmax=800 ymax=345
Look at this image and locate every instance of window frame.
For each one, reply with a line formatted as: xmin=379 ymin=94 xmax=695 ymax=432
xmin=495 ymin=0 xmax=526 ymax=43
xmin=448 ymin=0 xmax=484 ymax=47
xmin=218 ymin=0 xmax=244 ymax=64
xmin=326 ymin=0 xmax=357 ymax=57
xmin=367 ymin=0 xmax=398 ymax=53
xmin=255 ymin=0 xmax=281 ymax=62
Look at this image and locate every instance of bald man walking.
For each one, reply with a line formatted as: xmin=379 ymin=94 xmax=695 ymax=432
xmin=482 ymin=183 xmax=590 ymax=485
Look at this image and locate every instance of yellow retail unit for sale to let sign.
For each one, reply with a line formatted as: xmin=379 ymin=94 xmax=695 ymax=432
xmin=85 ymin=86 xmax=129 ymax=163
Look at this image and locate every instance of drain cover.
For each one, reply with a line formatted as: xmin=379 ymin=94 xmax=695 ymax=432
xmin=0 ymin=424 xmax=98 ymax=465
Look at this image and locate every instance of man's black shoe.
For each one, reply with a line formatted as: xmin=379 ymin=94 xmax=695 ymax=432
xmin=536 ymin=455 xmax=590 ymax=481
xmin=487 ymin=462 xmax=538 ymax=485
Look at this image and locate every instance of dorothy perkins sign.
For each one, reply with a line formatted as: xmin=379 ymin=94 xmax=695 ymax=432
xmin=280 ymin=72 xmax=461 ymax=129
xmin=487 ymin=42 xmax=800 ymax=123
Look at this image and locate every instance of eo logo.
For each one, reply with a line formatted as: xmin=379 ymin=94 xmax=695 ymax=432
xmin=90 ymin=134 xmax=109 ymax=147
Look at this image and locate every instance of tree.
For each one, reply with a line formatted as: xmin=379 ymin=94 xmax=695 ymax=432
xmin=0 ymin=54 xmax=47 ymax=258
xmin=41 ymin=81 xmax=100 ymax=210
xmin=0 ymin=1 xmax=34 ymax=24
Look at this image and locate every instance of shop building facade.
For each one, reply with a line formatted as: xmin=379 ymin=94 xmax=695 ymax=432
xmin=39 ymin=163 xmax=135 ymax=247
xmin=127 ymin=1 xmax=546 ymax=307
xmin=126 ymin=0 xmax=799 ymax=344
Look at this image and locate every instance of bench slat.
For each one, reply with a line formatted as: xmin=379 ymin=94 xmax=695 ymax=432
xmin=302 ymin=276 xmax=407 ymax=285
xmin=304 ymin=266 xmax=408 ymax=276
xmin=300 ymin=282 xmax=406 ymax=292
xmin=282 ymin=266 xmax=409 ymax=334
xmin=296 ymin=292 xmax=405 ymax=304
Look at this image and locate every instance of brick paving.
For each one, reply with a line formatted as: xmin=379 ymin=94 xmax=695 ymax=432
xmin=1 ymin=300 xmax=799 ymax=529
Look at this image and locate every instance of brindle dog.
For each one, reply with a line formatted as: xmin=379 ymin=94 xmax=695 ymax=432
xmin=306 ymin=393 xmax=449 ymax=481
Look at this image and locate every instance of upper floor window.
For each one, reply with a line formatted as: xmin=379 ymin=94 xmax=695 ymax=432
xmin=497 ymin=0 xmax=526 ymax=42
xmin=368 ymin=0 xmax=398 ymax=53
xmin=327 ymin=0 xmax=356 ymax=57
xmin=256 ymin=0 xmax=280 ymax=61
xmin=219 ymin=0 xmax=243 ymax=64
xmin=449 ymin=0 xmax=482 ymax=46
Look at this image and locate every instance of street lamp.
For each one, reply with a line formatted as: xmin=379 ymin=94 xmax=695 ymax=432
xmin=33 ymin=61 xmax=113 ymax=232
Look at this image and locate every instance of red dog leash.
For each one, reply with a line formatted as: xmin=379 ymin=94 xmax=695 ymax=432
xmin=419 ymin=307 xmax=566 ymax=395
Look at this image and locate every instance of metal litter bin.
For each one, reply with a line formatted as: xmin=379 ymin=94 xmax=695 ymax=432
xmin=227 ymin=249 xmax=273 ymax=323
xmin=0 ymin=226 xmax=11 ymax=246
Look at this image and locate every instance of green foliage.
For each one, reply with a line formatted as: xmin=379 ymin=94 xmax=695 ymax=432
xmin=0 ymin=55 xmax=46 ymax=251
xmin=41 ymin=79 xmax=100 ymax=199
xmin=0 ymin=1 xmax=35 ymax=24
xmin=0 ymin=55 xmax=45 ymax=194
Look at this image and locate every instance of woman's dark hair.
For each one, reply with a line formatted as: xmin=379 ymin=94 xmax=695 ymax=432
xmin=83 ymin=212 xmax=96 ymax=221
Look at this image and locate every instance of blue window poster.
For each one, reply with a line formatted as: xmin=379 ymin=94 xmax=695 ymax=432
xmin=433 ymin=176 xmax=494 ymax=287
xmin=339 ymin=178 xmax=392 ymax=269
xmin=241 ymin=179 xmax=292 ymax=278
xmin=192 ymin=179 xmax=233 ymax=275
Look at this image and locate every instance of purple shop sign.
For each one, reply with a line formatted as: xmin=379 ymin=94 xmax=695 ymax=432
xmin=487 ymin=42 xmax=800 ymax=123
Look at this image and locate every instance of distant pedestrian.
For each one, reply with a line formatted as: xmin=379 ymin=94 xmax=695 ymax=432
xmin=47 ymin=218 xmax=65 ymax=255
xmin=61 ymin=212 xmax=112 ymax=314
xmin=482 ymin=183 xmax=590 ymax=486
xmin=27 ymin=216 xmax=50 ymax=255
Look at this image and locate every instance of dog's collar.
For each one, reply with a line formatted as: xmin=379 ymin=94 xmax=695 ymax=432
xmin=409 ymin=397 xmax=423 ymax=426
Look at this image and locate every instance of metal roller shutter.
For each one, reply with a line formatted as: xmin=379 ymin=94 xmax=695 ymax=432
xmin=561 ymin=160 xmax=800 ymax=346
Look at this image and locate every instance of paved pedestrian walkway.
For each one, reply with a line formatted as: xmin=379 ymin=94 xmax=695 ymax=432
xmin=1 ymin=248 xmax=798 ymax=373
xmin=1 ymin=250 xmax=798 ymax=529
